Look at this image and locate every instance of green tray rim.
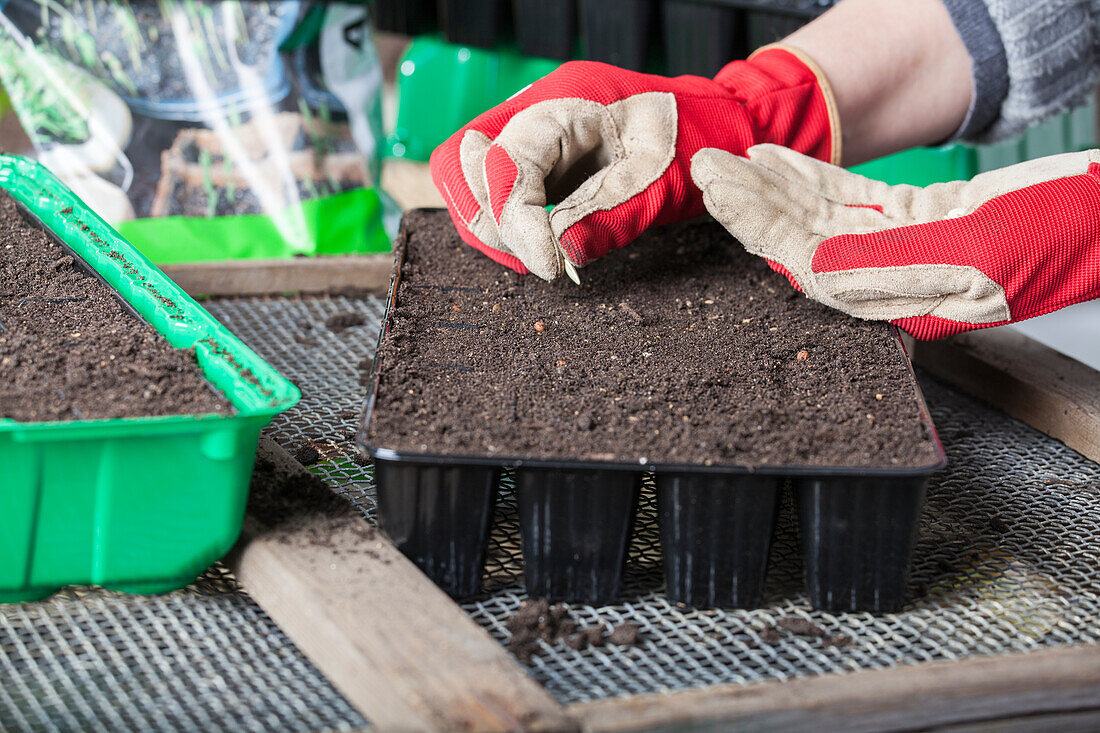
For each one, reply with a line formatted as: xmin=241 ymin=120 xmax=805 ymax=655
xmin=0 ymin=154 xmax=301 ymax=434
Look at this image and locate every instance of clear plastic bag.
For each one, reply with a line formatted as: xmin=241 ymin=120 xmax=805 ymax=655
xmin=0 ymin=0 xmax=396 ymax=263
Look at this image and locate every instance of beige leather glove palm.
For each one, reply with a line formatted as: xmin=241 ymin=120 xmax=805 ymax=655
xmin=690 ymin=144 xmax=1100 ymax=339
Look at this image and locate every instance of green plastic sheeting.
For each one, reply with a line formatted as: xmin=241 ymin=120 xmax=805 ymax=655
xmin=388 ymin=36 xmax=560 ymax=162
xmin=116 ymin=187 xmax=391 ymax=264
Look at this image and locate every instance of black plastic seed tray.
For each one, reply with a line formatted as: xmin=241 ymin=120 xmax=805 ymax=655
xmin=700 ymin=0 xmax=834 ymax=17
xmin=372 ymin=0 xmax=438 ymax=35
xmin=666 ymin=0 xmax=835 ymax=67
xmin=662 ymin=1 xmax=746 ymax=76
xmin=375 ymin=1 xmax=834 ymax=73
xmin=578 ymin=0 xmax=657 ymax=71
xmin=359 ymin=212 xmax=945 ymax=613
xmin=745 ymin=9 xmax=811 ymax=51
xmin=514 ymin=0 xmax=577 ymax=60
xmin=438 ymin=0 xmax=510 ymax=48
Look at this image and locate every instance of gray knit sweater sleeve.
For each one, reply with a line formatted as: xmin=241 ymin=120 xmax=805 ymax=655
xmin=940 ymin=0 xmax=1100 ymax=143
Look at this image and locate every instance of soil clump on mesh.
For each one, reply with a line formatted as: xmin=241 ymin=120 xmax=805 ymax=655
xmin=366 ymin=210 xmax=939 ymax=468
xmin=505 ymin=599 xmax=641 ymax=660
xmin=0 ymin=191 xmax=231 ymax=422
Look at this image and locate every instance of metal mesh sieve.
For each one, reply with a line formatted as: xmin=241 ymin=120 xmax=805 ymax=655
xmin=4 ymin=294 xmax=1097 ymax=730
xmin=208 ymin=296 xmax=1100 ymax=706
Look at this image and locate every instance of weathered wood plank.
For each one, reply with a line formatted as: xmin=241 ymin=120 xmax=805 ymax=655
xmin=380 ymin=159 xmax=443 ymax=212
xmin=570 ymin=645 xmax=1100 ymax=732
xmin=162 ymin=254 xmax=392 ymax=297
xmin=226 ymin=437 xmax=576 ymax=733
xmin=906 ymin=329 xmax=1100 ymax=463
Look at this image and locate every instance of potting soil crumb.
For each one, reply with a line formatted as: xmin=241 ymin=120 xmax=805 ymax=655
xmin=777 ymin=616 xmax=827 ymax=637
xmin=294 ymin=445 xmax=320 ymax=466
xmin=823 ymin=634 xmax=853 ymax=648
xmin=607 ymin=623 xmax=642 ymax=646
xmin=325 ymin=311 xmax=366 ymax=332
xmin=367 ymin=210 xmax=941 ymax=468
xmin=564 ymin=627 xmax=605 ymax=651
xmin=505 ymin=598 xmax=622 ymax=660
xmin=0 ymin=191 xmax=232 ymax=422
xmin=759 ymin=626 xmax=782 ymax=644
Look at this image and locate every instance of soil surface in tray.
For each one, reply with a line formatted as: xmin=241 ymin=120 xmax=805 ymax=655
xmin=0 ymin=191 xmax=232 ymax=422
xmin=367 ymin=210 xmax=939 ymax=468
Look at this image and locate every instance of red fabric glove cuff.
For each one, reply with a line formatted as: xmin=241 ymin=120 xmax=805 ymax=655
xmin=717 ymin=45 xmax=842 ymax=166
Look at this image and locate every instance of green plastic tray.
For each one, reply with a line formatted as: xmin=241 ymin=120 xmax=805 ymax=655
xmin=387 ymin=36 xmax=561 ymax=161
xmin=0 ymin=155 xmax=301 ymax=603
xmin=850 ymin=144 xmax=979 ymax=187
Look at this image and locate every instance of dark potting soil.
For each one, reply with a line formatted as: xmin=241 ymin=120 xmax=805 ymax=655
xmin=0 ymin=191 xmax=232 ymax=422
xmin=326 ymin=311 xmax=366 ymax=333
xmin=248 ymin=452 xmax=380 ymax=554
xmin=760 ymin=617 xmax=851 ymax=648
xmin=294 ymin=445 xmax=321 ymax=466
xmin=367 ymin=210 xmax=940 ymax=469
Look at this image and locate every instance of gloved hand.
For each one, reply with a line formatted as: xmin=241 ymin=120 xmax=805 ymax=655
xmin=430 ymin=46 xmax=839 ymax=281
xmin=691 ymin=144 xmax=1100 ymax=340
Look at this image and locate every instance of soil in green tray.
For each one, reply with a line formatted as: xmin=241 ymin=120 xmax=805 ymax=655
xmin=366 ymin=209 xmax=940 ymax=469
xmin=0 ymin=190 xmax=232 ymax=422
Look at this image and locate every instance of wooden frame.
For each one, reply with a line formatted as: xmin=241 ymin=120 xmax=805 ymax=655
xmin=906 ymin=330 xmax=1100 ymax=464
xmin=569 ymin=645 xmax=1100 ymax=732
xmin=162 ymin=255 xmax=392 ymax=298
xmin=226 ymin=438 xmax=575 ymax=733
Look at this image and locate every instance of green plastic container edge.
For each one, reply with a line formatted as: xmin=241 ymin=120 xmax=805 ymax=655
xmin=0 ymin=153 xmax=301 ymax=436
xmin=387 ymin=35 xmax=562 ymax=161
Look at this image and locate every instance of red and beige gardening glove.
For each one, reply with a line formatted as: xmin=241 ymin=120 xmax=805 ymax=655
xmin=429 ymin=45 xmax=840 ymax=281
xmin=690 ymin=144 xmax=1100 ymax=340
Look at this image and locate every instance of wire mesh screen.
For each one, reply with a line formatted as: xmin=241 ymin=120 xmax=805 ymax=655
xmin=205 ymin=295 xmax=387 ymax=518
xmin=4 ymin=294 xmax=1098 ymax=730
xmin=0 ymin=295 xmax=387 ymax=733
xmin=0 ymin=568 xmax=366 ymax=732
xmin=208 ymin=296 xmax=1100 ymax=706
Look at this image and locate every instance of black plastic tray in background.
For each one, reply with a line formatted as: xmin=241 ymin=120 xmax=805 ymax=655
xmin=438 ymin=0 xmax=510 ymax=48
xmin=662 ymin=0 xmax=745 ymax=77
xmin=357 ymin=211 xmax=946 ymax=613
xmin=372 ymin=1 xmax=836 ymax=75
xmin=578 ymin=0 xmax=657 ymax=72
xmin=745 ymin=9 xmax=810 ymax=52
xmin=514 ymin=0 xmax=577 ymax=60
xmin=372 ymin=0 xmax=438 ymax=35
xmin=662 ymin=0 xmax=835 ymax=69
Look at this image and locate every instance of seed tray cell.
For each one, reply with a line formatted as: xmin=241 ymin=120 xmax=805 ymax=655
xmin=699 ymin=0 xmax=834 ymax=17
xmin=439 ymin=0 xmax=509 ymax=48
xmin=0 ymin=155 xmax=299 ymax=603
xmin=359 ymin=210 xmax=945 ymax=612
